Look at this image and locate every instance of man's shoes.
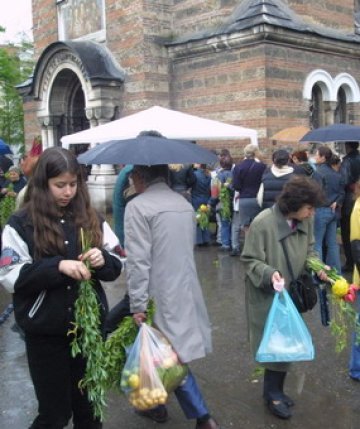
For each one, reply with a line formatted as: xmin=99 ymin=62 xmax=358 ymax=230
xmin=266 ymin=399 xmax=292 ymax=419
xmin=134 ymin=405 xmax=168 ymax=423
xmin=195 ymin=417 xmax=221 ymax=429
xmin=230 ymin=248 xmax=241 ymax=256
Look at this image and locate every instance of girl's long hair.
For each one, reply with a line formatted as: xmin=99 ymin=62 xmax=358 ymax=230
xmin=26 ymin=147 xmax=102 ymax=259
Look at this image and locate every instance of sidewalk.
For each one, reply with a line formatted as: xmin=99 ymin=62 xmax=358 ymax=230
xmin=1 ymin=246 xmax=359 ymax=428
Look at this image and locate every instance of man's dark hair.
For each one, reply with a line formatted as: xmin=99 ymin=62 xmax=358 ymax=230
xmin=317 ymin=145 xmax=333 ymax=163
xmin=138 ymin=130 xmax=164 ymax=137
xmin=272 ymin=149 xmax=289 ymax=167
xmin=277 ymin=176 xmax=325 ymax=215
xmin=132 ymin=164 xmax=169 ymax=185
xmin=345 ymin=141 xmax=359 ymax=150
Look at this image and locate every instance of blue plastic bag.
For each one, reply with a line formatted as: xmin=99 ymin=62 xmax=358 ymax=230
xmin=256 ymin=289 xmax=315 ymax=362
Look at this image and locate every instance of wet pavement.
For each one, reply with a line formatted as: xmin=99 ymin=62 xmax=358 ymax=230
xmin=1 ymin=245 xmax=359 ymax=428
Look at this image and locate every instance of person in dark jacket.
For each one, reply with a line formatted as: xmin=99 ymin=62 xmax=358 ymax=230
xmin=314 ymin=145 xmax=345 ymax=273
xmin=208 ymin=150 xmax=234 ymax=251
xmin=232 ymin=144 xmax=266 ymax=255
xmin=257 ymin=149 xmax=295 ymax=210
xmin=0 ymin=147 xmax=122 ymax=429
xmin=169 ymin=163 xmax=196 ymax=202
xmin=340 ymin=141 xmax=360 ymax=271
xmin=290 ymin=150 xmax=316 ymax=176
xmin=192 ymin=164 xmax=211 ymax=246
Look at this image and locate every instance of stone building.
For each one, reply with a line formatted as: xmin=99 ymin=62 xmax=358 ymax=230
xmin=19 ymin=0 xmax=360 ymax=211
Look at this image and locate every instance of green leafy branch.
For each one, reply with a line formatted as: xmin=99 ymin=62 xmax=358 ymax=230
xmin=68 ymin=228 xmax=107 ymax=420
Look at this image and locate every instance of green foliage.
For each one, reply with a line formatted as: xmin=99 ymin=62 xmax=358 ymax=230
xmin=68 ymin=229 xmax=107 ymax=420
xmin=0 ymin=183 xmax=15 ymax=227
xmin=0 ymin=39 xmax=34 ymax=148
xmin=219 ymin=180 xmax=232 ymax=221
xmin=69 ymin=232 xmax=156 ymax=421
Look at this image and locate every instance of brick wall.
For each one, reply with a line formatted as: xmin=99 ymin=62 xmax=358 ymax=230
xmin=24 ymin=0 xmax=360 ymax=157
xmin=287 ymin=0 xmax=355 ymax=33
xmin=172 ymin=0 xmax=237 ymax=34
xmin=23 ymin=99 xmax=41 ymax=152
xmin=32 ymin=0 xmax=59 ymax=59
xmin=168 ymin=35 xmax=360 ymax=159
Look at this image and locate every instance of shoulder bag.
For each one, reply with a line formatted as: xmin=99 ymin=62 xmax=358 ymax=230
xmin=280 ymin=240 xmax=318 ymax=313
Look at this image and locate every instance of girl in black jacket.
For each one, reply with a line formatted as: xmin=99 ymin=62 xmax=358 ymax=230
xmin=0 ymin=147 xmax=122 ymax=429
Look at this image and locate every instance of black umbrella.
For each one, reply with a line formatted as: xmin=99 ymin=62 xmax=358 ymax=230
xmin=300 ymin=123 xmax=360 ymax=143
xmin=77 ymin=135 xmax=218 ymax=165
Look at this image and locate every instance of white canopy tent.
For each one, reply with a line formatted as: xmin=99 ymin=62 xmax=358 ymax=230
xmin=61 ymin=105 xmax=258 ymax=147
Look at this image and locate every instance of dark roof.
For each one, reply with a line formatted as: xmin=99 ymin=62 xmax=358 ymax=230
xmin=18 ymin=41 xmax=125 ymax=96
xmin=166 ymin=0 xmax=360 ymax=45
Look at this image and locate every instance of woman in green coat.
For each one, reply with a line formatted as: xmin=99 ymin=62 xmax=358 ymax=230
xmin=241 ymin=176 xmax=327 ymax=420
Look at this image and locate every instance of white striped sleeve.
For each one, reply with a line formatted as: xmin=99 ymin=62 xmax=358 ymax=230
xmin=0 ymin=224 xmax=33 ymax=293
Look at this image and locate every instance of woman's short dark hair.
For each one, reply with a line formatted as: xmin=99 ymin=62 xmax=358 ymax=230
xmin=277 ymin=176 xmax=325 ymax=215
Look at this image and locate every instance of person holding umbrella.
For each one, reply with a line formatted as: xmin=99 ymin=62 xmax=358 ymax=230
xmin=124 ymin=162 xmax=221 ymax=429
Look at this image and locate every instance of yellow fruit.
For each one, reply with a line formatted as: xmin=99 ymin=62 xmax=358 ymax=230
xmin=128 ymin=374 xmax=140 ymax=389
xmin=332 ymin=278 xmax=349 ymax=298
xmin=158 ymin=392 xmax=168 ymax=404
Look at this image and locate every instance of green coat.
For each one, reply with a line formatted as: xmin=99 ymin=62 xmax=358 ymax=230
xmin=241 ymin=204 xmax=317 ymax=371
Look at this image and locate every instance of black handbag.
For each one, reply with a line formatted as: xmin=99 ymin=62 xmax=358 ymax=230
xmin=281 ymin=240 xmax=318 ymax=313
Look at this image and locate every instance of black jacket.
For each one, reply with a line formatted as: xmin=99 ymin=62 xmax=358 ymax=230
xmin=6 ymin=210 xmax=122 ymax=336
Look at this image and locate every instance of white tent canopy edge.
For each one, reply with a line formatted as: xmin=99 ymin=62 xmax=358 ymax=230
xmin=61 ymin=105 xmax=258 ymax=147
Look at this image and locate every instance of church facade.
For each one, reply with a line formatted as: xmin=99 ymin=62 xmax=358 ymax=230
xmin=20 ymin=0 xmax=360 ymax=210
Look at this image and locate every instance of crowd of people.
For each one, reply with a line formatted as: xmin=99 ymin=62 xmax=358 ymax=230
xmin=110 ymin=139 xmax=360 ymax=423
xmin=121 ymin=142 xmax=357 ymax=274
xmin=1 ymin=136 xmax=360 ymax=428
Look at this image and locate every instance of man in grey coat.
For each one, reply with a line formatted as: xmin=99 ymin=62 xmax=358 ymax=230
xmin=124 ymin=164 xmax=220 ymax=429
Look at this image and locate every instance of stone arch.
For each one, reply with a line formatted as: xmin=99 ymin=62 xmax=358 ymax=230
xmin=30 ymin=41 xmax=125 ymax=148
xmin=333 ymin=73 xmax=360 ymax=103
xmin=303 ymin=69 xmax=333 ymax=101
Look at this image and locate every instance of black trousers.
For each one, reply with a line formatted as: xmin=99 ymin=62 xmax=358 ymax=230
xmin=340 ymin=210 xmax=354 ymax=268
xmin=104 ymin=292 xmax=131 ymax=335
xmin=25 ymin=334 xmax=102 ymax=429
xmin=263 ymin=369 xmax=287 ymax=401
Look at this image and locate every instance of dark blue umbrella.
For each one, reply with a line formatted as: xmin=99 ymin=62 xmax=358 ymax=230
xmin=77 ymin=134 xmax=218 ymax=165
xmin=0 ymin=139 xmax=12 ymax=155
xmin=300 ymin=123 xmax=360 ymax=143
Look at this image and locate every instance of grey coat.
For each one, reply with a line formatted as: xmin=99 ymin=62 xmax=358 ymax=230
xmin=241 ymin=205 xmax=317 ymax=371
xmin=124 ymin=182 xmax=212 ymax=363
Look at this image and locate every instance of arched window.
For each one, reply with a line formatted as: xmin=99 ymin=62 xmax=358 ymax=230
xmin=334 ymin=87 xmax=347 ymax=124
xmin=310 ymin=84 xmax=323 ymax=129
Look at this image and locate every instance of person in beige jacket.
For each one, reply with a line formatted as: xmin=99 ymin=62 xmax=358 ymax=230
xmin=124 ymin=164 xmax=220 ymax=429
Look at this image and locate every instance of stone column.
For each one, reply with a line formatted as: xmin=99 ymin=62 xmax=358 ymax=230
xmin=347 ymin=102 xmax=360 ymax=125
xmin=84 ymin=106 xmax=118 ymax=214
xmin=323 ymin=101 xmax=337 ymax=126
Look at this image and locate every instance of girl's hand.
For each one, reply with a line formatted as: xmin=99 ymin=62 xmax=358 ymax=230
xmin=80 ymin=247 xmax=105 ymax=269
xmin=59 ymin=260 xmax=91 ymax=280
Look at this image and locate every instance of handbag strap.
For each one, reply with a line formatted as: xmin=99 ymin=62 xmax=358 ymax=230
xmin=280 ymin=239 xmax=296 ymax=281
